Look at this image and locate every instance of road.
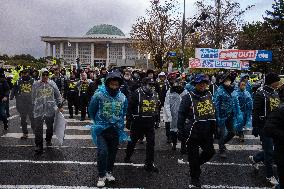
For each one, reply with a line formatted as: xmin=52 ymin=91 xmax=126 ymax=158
xmin=0 ymin=100 xmax=273 ymax=189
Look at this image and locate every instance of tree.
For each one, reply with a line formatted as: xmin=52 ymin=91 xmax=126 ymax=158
xmin=194 ymin=0 xmax=253 ymax=48
xmin=130 ymin=0 xmax=181 ymax=69
xmin=264 ymin=0 xmax=284 ymax=72
xmin=236 ymin=0 xmax=284 ymax=73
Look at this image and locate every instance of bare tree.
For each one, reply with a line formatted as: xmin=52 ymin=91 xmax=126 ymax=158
xmin=194 ymin=0 xmax=254 ymax=49
xmin=130 ymin=0 xmax=181 ymax=69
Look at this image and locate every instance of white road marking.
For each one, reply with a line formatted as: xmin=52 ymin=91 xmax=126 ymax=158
xmin=0 ymin=185 xmax=142 ymax=189
xmin=176 ymin=143 xmax=261 ymax=151
xmin=0 ymin=160 xmax=144 ymax=167
xmin=188 ymin=185 xmax=270 ymax=189
xmin=177 ymin=159 xmax=263 ymax=167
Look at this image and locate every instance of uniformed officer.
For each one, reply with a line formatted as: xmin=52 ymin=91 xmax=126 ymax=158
xmin=124 ymin=77 xmax=160 ymax=172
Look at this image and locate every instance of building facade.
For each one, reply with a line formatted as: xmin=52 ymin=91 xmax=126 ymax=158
xmin=41 ymin=24 xmax=148 ymax=68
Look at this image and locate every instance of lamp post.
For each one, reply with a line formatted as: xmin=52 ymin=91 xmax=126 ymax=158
xmin=181 ymin=0 xmax=186 ymax=72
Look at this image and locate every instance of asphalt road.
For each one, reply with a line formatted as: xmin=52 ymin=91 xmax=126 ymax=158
xmin=0 ymin=99 xmax=274 ymax=189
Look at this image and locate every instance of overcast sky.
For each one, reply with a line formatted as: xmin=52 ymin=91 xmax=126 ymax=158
xmin=0 ymin=0 xmax=274 ymax=58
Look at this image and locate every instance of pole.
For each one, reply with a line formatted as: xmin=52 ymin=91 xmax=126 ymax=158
xmin=181 ymin=0 xmax=186 ymax=72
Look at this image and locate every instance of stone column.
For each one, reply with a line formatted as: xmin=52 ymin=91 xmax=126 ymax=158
xmin=106 ymin=43 xmax=110 ymax=68
xmin=45 ymin=42 xmax=48 ymax=57
xmin=122 ymin=44 xmax=126 ymax=59
xmin=76 ymin=42 xmax=79 ymax=58
xmin=49 ymin=43 xmax=53 ymax=57
xmin=91 ymin=43 xmax=95 ymax=68
xmin=59 ymin=42 xmax=64 ymax=58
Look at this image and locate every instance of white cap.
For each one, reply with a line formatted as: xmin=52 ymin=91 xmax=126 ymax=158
xmin=158 ymin=72 xmax=166 ymax=76
xmin=40 ymin=68 xmax=48 ymax=73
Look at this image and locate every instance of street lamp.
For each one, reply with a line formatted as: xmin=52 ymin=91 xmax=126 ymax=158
xmin=181 ymin=0 xmax=209 ymax=71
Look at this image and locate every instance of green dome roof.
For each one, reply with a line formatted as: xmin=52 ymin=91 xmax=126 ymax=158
xmin=85 ymin=24 xmax=125 ymax=36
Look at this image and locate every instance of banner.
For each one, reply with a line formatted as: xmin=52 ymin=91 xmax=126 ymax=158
xmin=189 ymin=58 xmax=241 ymax=70
xmin=195 ymin=48 xmax=272 ymax=62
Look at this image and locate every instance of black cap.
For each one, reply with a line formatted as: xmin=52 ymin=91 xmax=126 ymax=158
xmin=265 ymin=72 xmax=280 ymax=85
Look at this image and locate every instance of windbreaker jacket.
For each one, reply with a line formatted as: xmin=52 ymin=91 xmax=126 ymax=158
xmin=88 ymin=85 xmax=128 ymax=144
xmin=32 ymin=80 xmax=62 ymax=118
xmin=232 ymin=88 xmax=253 ymax=131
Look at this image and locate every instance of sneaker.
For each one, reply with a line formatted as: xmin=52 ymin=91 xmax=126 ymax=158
xmin=96 ymin=177 xmax=106 ymax=187
xmin=106 ymin=172 xmax=115 ymax=182
xmin=46 ymin=141 xmax=52 ymax=147
xmin=266 ymin=176 xmax=279 ymax=185
xmin=191 ymin=177 xmax=201 ymax=188
xmin=144 ymin=164 xmax=159 ymax=173
xmin=20 ymin=134 xmax=28 ymax=140
xmin=248 ymin=156 xmax=260 ymax=170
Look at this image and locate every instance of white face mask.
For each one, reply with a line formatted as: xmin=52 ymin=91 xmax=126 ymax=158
xmin=124 ymin=75 xmax=131 ymax=80
xmin=224 ymin=80 xmax=231 ymax=86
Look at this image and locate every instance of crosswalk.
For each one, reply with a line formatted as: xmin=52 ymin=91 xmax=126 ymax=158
xmin=0 ymin=102 xmax=273 ymax=189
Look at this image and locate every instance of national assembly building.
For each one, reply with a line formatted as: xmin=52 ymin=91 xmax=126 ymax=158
xmin=41 ymin=24 xmax=148 ymax=68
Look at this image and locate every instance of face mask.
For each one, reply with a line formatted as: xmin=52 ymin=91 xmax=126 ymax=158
xmin=124 ymin=75 xmax=131 ymax=80
xmin=224 ymin=80 xmax=231 ymax=86
xmin=106 ymin=86 xmax=119 ymax=97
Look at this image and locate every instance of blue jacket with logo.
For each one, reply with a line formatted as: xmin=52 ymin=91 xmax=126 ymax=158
xmin=88 ymin=85 xmax=128 ymax=144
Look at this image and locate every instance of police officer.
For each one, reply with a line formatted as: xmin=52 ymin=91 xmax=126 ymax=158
xmin=64 ymin=72 xmax=79 ymax=119
xmin=10 ymin=69 xmax=34 ymax=139
xmin=124 ymin=77 xmax=160 ymax=173
xmin=76 ymin=72 xmax=90 ymax=121
xmin=177 ymin=74 xmax=216 ymax=188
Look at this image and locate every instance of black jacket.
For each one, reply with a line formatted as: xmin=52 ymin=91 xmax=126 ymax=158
xmin=252 ymin=85 xmax=280 ymax=129
xmin=177 ymin=90 xmax=215 ymax=139
xmin=264 ymin=104 xmax=284 ymax=165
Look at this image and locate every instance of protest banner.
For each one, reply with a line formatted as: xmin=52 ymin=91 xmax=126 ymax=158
xmin=195 ymin=48 xmax=272 ymax=62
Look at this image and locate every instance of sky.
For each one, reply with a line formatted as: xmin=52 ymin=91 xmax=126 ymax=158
xmin=0 ymin=0 xmax=274 ymax=58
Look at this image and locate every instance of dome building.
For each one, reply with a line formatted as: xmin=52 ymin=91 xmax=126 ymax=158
xmin=41 ymin=24 xmax=147 ymax=68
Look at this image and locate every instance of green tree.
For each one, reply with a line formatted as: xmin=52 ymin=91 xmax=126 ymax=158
xmin=264 ymin=0 xmax=284 ymax=72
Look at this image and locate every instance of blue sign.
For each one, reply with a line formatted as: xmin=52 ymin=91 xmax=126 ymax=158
xmin=255 ymin=50 xmax=273 ymax=62
xmin=167 ymin=52 xmax=177 ymax=57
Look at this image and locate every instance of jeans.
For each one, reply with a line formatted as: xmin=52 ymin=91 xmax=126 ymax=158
xmin=253 ymin=131 xmax=274 ymax=178
xmin=34 ymin=116 xmax=54 ymax=148
xmin=97 ymin=127 xmax=119 ymax=178
xmin=218 ymin=116 xmax=235 ymax=151
xmin=187 ymin=136 xmax=215 ymax=179
xmin=0 ymin=101 xmax=8 ymax=125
